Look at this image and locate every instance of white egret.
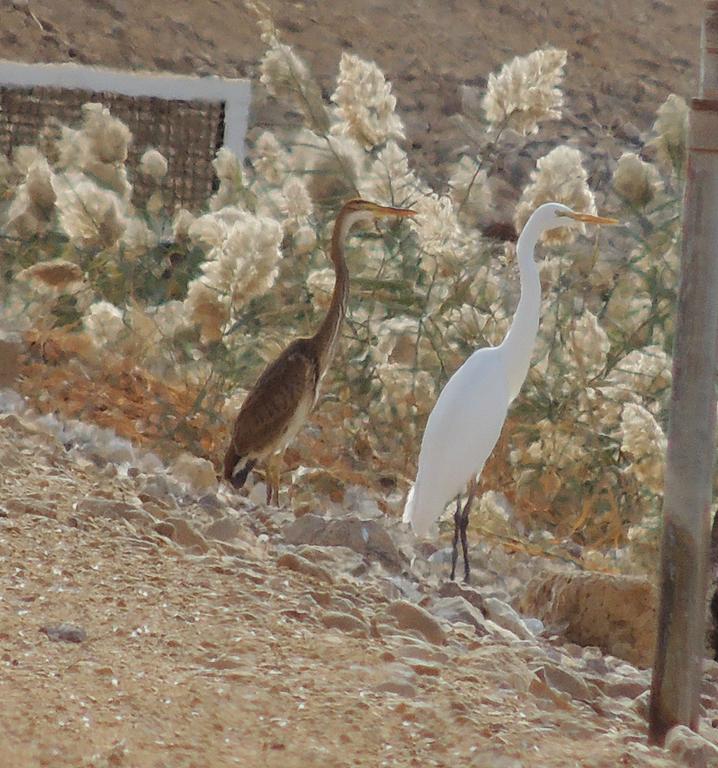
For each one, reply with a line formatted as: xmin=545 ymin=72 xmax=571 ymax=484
xmin=403 ymin=202 xmax=618 ymax=581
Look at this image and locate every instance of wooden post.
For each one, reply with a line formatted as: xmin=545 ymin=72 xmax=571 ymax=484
xmin=648 ymin=2 xmax=718 ymax=745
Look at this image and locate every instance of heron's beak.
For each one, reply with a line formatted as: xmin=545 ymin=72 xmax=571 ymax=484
xmin=374 ymin=205 xmax=417 ymax=219
xmin=562 ymin=211 xmax=620 ymax=226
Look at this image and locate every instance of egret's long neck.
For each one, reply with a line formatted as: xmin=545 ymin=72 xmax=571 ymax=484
xmin=499 ymin=217 xmax=543 ymax=402
xmin=312 ymin=210 xmax=351 ymax=372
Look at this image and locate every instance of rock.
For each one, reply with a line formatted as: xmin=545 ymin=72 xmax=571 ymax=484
xmin=0 ymin=413 xmax=37 ymax=435
xmin=164 ymin=517 xmax=210 ymax=553
xmin=372 ymin=662 xmax=417 ymax=697
xmin=75 ymin=498 xmax=154 ymax=525
xmin=597 ymin=674 xmax=648 ymax=700
xmin=295 ymin=544 xmax=366 ymax=575
xmin=437 ymin=581 xmax=486 ymax=612
xmin=520 ymin=570 xmax=656 ymax=667
xmin=666 ymin=725 xmax=718 ymax=767
xmin=373 ymin=679 xmax=417 ymax=697
xmin=154 ymin=521 xmax=175 ymax=539
xmin=41 ymin=623 xmax=87 ymax=643
xmin=320 ymin=611 xmax=368 ymax=636
xmin=405 ymin=660 xmax=442 ymax=676
xmin=383 ymin=600 xmax=446 ymax=645
xmin=393 ymin=642 xmax=449 ymax=665
xmin=430 ymin=596 xmax=488 ymax=636
xmin=204 ymin=516 xmax=243 ymax=542
xmin=537 ymin=662 xmax=593 ymax=702
xmin=470 ymin=646 xmax=535 ymax=693
xmin=283 ymin=514 xmax=405 ymax=570
xmin=171 ymin=453 xmax=217 ymax=494
xmin=4 ymin=498 xmax=57 ymax=520
xmin=481 ymin=618 xmax=520 ymax=643
xmin=524 ymin=617 xmax=544 ymax=635
xmin=483 ymin=597 xmax=535 ymax=641
xmin=276 ymin=553 xmax=333 ymax=584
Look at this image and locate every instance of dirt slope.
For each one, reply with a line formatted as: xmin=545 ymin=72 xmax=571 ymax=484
xmin=0 ymin=0 xmax=704 ymax=180
xmin=0 ymin=411 xmax=685 ymax=768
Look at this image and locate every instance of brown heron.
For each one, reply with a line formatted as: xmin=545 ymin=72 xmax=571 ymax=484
xmin=223 ymin=198 xmax=416 ymax=503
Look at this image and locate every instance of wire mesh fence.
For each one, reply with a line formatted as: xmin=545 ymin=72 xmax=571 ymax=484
xmin=0 ymin=62 xmax=251 ymax=211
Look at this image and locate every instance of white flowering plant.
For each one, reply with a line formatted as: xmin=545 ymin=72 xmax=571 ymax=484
xmin=0 ymin=21 xmax=688 ymax=571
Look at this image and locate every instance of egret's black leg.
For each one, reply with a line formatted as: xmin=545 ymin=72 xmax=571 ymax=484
xmin=449 ymin=495 xmax=461 ymax=581
xmin=460 ymin=477 xmax=479 ymax=583
xmin=459 ymin=502 xmax=471 ymax=582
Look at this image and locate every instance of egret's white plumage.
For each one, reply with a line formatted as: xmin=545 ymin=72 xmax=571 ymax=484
xmin=403 ymin=202 xmax=618 ymax=578
xmin=404 ymin=345 xmax=510 ymax=537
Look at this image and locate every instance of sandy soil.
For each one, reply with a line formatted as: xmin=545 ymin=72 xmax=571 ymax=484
xmin=0 ymin=412 xmax=684 ymax=768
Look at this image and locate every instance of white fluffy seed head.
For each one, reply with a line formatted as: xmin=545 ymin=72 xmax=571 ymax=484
xmin=140 ymin=148 xmax=168 ymax=182
xmin=514 ymin=146 xmax=596 ymax=244
xmin=651 ymin=93 xmax=688 ymax=172
xmin=612 ymin=152 xmax=661 ymax=207
xmin=331 ymin=52 xmax=405 ymax=149
xmin=483 ymin=48 xmax=567 ymax=135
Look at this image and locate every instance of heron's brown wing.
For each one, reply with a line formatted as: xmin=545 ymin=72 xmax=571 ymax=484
xmin=229 ymin=339 xmax=320 ymax=459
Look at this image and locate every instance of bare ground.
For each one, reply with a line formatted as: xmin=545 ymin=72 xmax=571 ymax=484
xmin=0 ymin=413 xmax=683 ymax=767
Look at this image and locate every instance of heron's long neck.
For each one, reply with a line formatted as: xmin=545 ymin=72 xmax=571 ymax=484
xmin=499 ymin=221 xmax=542 ymax=402
xmin=312 ymin=213 xmax=351 ymax=372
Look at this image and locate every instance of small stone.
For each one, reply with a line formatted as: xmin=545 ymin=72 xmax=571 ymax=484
xmin=384 ymin=600 xmax=446 ymax=645
xmin=471 ymin=646 xmax=534 ymax=693
xmin=393 ymin=642 xmax=449 ymax=665
xmin=599 ymin=675 xmax=648 ymax=699
xmin=430 ymin=596 xmax=487 ymax=636
xmin=372 ymin=662 xmax=417 ymax=698
xmin=483 ymin=597 xmax=535 ymax=640
xmin=164 ymin=517 xmax=210 ymax=553
xmin=204 ymin=655 xmax=243 ymax=670
xmin=437 ymin=581 xmax=486 ymax=612
xmin=154 ymin=521 xmax=175 ymax=539
xmin=204 ymin=516 xmax=243 ymax=542
xmin=276 ymin=553 xmax=333 ymax=584
xmin=538 ymin=662 xmax=593 ymax=702
xmin=75 ymin=498 xmax=154 ymax=525
xmin=5 ymin=498 xmax=57 ymax=520
xmin=666 ymin=724 xmax=718 ymax=767
xmin=524 ymin=617 xmax=544 ymax=635
xmin=405 ymin=660 xmax=441 ymax=676
xmin=41 ymin=623 xmax=87 ymax=643
xmin=373 ymin=680 xmax=417 ymax=698
xmin=320 ymin=611 xmax=368 ymax=636
xmin=283 ymin=514 xmax=405 ymax=570
xmin=171 ymin=453 xmax=217 ymax=494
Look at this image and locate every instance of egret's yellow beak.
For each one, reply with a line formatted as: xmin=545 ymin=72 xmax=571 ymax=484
xmin=562 ymin=211 xmax=620 ymax=226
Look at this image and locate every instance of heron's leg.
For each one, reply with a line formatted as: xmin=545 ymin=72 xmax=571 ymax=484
xmin=460 ymin=476 xmax=479 ymax=583
xmin=231 ymin=458 xmax=256 ymax=490
xmin=450 ymin=495 xmax=461 ymax=581
xmin=265 ymin=456 xmax=282 ymax=506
